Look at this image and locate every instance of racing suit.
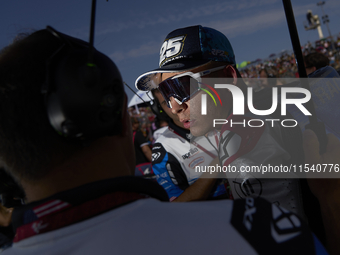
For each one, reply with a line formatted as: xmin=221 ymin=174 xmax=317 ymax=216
xmin=218 ymin=113 xmax=306 ymax=218
xmin=152 ymin=121 xmax=230 ymax=201
xmin=152 ymin=115 xmax=306 ymax=220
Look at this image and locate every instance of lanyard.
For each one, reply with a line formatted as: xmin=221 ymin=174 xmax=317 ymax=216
xmin=14 ymin=191 xmax=146 ymax=242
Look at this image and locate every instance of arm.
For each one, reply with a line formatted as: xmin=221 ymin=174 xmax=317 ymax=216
xmin=135 ymin=131 xmax=152 ymax=162
xmin=141 ymin=145 xmax=152 ymax=162
xmin=172 ymin=178 xmax=217 ymax=202
xmin=173 ymin=157 xmax=220 ymax=202
xmin=303 ymin=129 xmax=340 ymax=255
xmin=152 ymin=143 xmax=190 ymax=201
xmin=0 ymin=204 xmax=12 ymax=227
xmin=152 ymin=142 xmax=224 ymax=202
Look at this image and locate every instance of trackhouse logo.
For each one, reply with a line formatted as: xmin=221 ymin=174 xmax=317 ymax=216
xmin=200 ymin=84 xmax=312 ymax=128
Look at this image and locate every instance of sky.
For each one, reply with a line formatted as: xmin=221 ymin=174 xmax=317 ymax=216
xmin=1 ymin=0 xmax=340 ymax=104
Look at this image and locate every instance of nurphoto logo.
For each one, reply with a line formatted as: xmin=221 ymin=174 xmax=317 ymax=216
xmin=200 ymin=84 xmax=312 ymax=128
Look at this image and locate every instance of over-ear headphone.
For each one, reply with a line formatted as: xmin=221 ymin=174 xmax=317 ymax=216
xmin=149 ymin=90 xmax=170 ymax=121
xmin=42 ymin=26 xmax=124 ymax=140
xmin=149 ymin=100 xmax=166 ymax=120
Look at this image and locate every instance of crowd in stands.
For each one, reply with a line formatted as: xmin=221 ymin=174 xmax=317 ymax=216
xmin=128 ymin=106 xmax=156 ymax=142
xmin=239 ymin=35 xmax=340 ymax=90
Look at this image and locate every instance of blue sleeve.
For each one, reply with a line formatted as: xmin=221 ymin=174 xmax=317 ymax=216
xmin=151 ymin=143 xmax=189 ymax=201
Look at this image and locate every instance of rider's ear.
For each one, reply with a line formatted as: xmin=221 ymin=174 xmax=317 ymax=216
xmin=222 ymin=65 xmax=238 ymax=85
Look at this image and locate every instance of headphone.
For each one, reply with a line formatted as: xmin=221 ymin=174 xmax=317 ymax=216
xmin=149 ymin=90 xmax=170 ymax=121
xmin=41 ymin=26 xmax=124 ymax=140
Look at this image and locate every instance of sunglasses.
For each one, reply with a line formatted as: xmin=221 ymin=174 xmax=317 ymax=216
xmin=157 ymin=66 xmax=225 ymax=108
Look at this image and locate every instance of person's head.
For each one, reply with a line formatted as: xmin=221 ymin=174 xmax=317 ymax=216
xmin=304 ymin=52 xmax=330 ymax=75
xmin=0 ymin=28 xmax=130 ymax=185
xmin=259 ymin=66 xmax=277 ymax=87
xmin=131 ymin=117 xmax=140 ymax=131
xmin=136 ymin=25 xmax=245 ymax=136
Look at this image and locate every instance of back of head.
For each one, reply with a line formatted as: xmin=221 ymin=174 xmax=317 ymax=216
xmin=0 ymin=28 xmax=124 ymax=181
xmin=304 ymin=52 xmax=330 ymax=70
xmin=130 ymin=117 xmax=140 ymax=131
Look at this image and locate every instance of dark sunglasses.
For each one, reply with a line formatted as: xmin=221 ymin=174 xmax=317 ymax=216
xmin=157 ymin=66 xmax=225 ymax=108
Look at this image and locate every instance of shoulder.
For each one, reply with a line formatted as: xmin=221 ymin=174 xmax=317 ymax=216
xmin=153 ymin=126 xmax=169 ymax=140
xmin=153 ymin=126 xmax=168 ymax=135
xmin=155 ymin=129 xmax=187 ymax=147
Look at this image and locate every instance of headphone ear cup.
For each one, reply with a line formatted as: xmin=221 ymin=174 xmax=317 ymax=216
xmin=149 ymin=100 xmax=159 ymax=115
xmin=44 ymin=46 xmax=124 ymax=139
xmin=149 ymin=100 xmax=169 ymax=121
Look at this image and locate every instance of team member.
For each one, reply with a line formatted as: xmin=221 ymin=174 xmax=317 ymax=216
xmin=303 ymin=129 xmax=340 ymax=255
xmin=135 ymin=25 xmax=306 ymax=217
xmin=304 ymin=52 xmax=330 ymax=76
xmin=0 ymin=27 xmax=331 ymax=255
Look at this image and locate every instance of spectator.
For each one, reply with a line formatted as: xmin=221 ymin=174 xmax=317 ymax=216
xmin=259 ymin=66 xmax=283 ymax=87
xmin=304 ymin=52 xmax=330 ymax=75
xmin=131 ymin=117 xmax=153 ymax=176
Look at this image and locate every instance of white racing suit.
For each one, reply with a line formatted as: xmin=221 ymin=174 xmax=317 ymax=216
xmin=153 ymin=118 xmax=305 ymax=219
xmin=216 ymin=114 xmax=305 ymax=219
xmin=152 ymin=121 xmax=231 ymax=201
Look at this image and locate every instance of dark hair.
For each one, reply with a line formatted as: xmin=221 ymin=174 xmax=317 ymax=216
xmin=216 ymin=62 xmax=247 ymax=90
xmin=150 ymin=88 xmax=160 ymax=103
xmin=0 ymin=30 xmax=82 ymax=180
xmin=260 ymin=66 xmax=278 ymax=87
xmin=130 ymin=117 xmax=140 ymax=124
xmin=304 ymin=52 xmax=330 ymax=70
